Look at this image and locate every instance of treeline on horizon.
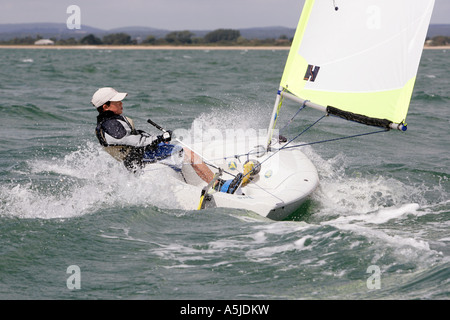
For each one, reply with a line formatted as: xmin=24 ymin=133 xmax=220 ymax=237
xmin=428 ymin=35 xmax=450 ymax=46
xmin=0 ymin=29 xmax=292 ymax=46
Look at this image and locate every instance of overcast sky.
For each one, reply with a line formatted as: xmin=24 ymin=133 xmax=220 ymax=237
xmin=1 ymin=0 xmax=449 ymax=30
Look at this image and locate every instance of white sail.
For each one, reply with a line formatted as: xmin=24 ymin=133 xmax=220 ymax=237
xmin=276 ymin=0 xmax=435 ymax=130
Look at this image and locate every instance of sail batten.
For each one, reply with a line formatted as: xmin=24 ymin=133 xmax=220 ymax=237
xmin=279 ymin=0 xmax=435 ymax=128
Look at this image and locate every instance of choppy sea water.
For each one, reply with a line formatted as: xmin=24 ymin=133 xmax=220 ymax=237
xmin=0 ymin=48 xmax=448 ymax=302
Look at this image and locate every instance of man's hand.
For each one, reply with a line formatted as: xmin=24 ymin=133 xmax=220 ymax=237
xmin=161 ymin=130 xmax=172 ymax=142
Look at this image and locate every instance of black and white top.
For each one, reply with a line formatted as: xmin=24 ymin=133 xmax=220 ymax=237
xmin=95 ymin=111 xmax=164 ymax=170
xmin=95 ymin=111 xmax=159 ymax=148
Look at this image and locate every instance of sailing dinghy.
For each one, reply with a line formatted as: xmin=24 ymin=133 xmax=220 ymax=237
xmin=146 ymin=0 xmax=435 ymax=220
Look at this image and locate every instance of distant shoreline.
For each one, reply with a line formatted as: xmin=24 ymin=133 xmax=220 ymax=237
xmin=0 ymin=45 xmax=448 ymax=50
xmin=423 ymin=45 xmax=450 ymax=50
xmin=0 ymin=45 xmax=290 ymax=50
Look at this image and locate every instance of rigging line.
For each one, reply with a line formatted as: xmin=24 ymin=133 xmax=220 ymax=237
xmin=196 ymin=102 xmax=315 ymax=165
xmin=205 ymin=149 xmax=264 ymax=163
xmin=240 ymin=116 xmax=386 ymax=185
xmin=238 ymin=115 xmax=327 ymax=184
xmin=280 ymin=114 xmax=327 ymax=150
xmin=275 ymin=128 xmax=389 ymax=150
xmin=279 ymin=100 xmax=309 ymax=135
xmin=242 ymin=124 xmax=387 ymax=196
xmin=214 ymin=115 xmax=328 ymax=188
xmin=175 ymin=137 xmax=284 ymax=202
xmin=205 ymin=94 xmax=310 ymax=165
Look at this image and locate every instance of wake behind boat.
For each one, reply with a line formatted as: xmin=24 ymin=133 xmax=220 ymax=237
xmin=137 ymin=0 xmax=435 ymax=220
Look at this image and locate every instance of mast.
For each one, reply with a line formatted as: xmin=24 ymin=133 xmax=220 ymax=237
xmin=266 ymin=87 xmax=282 ymax=149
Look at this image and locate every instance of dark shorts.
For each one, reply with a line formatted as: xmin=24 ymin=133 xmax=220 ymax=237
xmin=143 ymin=143 xmax=180 ymax=161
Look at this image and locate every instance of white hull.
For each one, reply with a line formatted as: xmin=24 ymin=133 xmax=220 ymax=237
xmin=146 ymin=137 xmax=319 ymax=221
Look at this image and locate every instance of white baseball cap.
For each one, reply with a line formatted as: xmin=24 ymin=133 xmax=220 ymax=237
xmin=91 ymin=87 xmax=128 ymax=108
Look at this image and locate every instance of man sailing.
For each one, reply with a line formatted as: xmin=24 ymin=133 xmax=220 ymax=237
xmin=92 ymin=87 xmax=255 ymax=200
xmin=92 ymin=87 xmax=179 ymax=171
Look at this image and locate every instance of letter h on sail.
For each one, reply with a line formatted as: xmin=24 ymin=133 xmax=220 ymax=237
xmin=304 ymin=65 xmax=320 ymax=82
